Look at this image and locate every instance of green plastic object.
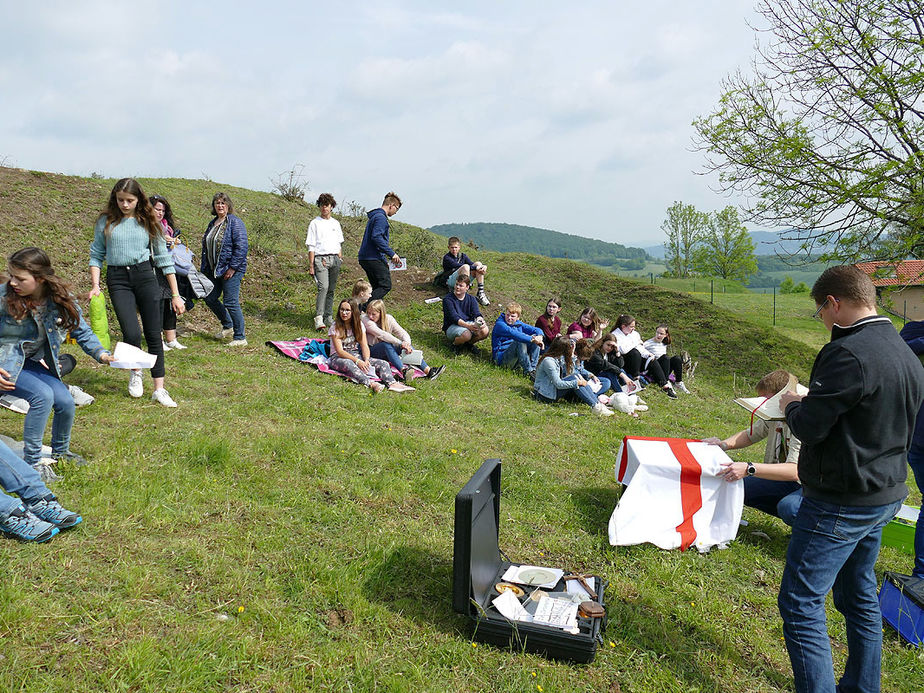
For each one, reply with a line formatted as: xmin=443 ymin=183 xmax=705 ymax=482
xmin=88 ymin=294 xmax=111 ymax=351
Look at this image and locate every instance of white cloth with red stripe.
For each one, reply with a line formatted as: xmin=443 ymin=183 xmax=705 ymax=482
xmin=608 ymin=437 xmax=744 ymax=552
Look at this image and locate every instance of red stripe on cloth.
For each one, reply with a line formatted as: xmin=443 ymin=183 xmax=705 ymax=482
xmin=667 ymin=439 xmax=703 ymax=551
xmin=618 ymin=436 xmax=702 ymax=483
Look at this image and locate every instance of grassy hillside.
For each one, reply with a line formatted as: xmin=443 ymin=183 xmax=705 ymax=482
xmin=0 ymin=167 xmax=920 ymax=692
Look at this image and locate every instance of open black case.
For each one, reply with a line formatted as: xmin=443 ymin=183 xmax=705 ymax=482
xmin=452 ymin=459 xmax=607 ymax=662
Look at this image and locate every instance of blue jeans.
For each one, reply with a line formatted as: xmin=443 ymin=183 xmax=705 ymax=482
xmin=369 ymin=342 xmax=428 ymax=373
xmin=561 ymin=374 xmax=611 ymax=407
xmin=205 ymin=271 xmax=245 ymax=340
xmin=907 ymin=445 xmax=924 ymax=578
xmin=743 ymin=477 xmax=803 ymax=526
xmin=778 ymin=496 xmax=903 ymax=693
xmin=9 ymin=359 xmax=74 ymax=465
xmin=0 ymin=439 xmax=50 ymax=517
xmin=498 ymin=340 xmax=540 ymax=374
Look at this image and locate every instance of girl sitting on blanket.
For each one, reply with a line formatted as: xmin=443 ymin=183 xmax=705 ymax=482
xmin=362 ymin=299 xmax=445 ymax=381
xmin=328 ymin=298 xmax=413 ymax=393
xmin=532 ymin=336 xmax=613 ymax=417
xmin=642 ymin=324 xmax=690 ymax=394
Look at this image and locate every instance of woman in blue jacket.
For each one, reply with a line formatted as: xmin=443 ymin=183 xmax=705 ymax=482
xmin=532 ymin=336 xmax=613 ymax=417
xmin=1 ymin=247 xmax=113 ymax=479
xmin=202 ymin=192 xmax=249 ymax=346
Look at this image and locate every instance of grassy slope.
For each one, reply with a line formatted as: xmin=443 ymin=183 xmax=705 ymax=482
xmin=0 ymin=167 xmax=920 ymax=692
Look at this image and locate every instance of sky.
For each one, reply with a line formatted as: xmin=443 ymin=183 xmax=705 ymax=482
xmin=0 ymin=1 xmax=763 ymax=247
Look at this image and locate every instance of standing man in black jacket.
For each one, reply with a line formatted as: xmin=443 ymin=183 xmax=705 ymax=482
xmin=778 ymin=265 xmax=924 ymax=693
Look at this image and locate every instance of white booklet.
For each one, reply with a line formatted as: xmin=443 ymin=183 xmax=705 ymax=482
xmin=400 ymin=350 xmax=424 ymax=367
xmin=388 ymin=256 xmax=408 ymax=271
xmin=110 ymin=341 xmax=157 ymax=370
xmin=734 ymin=374 xmax=808 ymax=421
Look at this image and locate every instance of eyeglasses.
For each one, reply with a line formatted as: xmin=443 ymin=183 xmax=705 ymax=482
xmin=812 ymin=299 xmax=829 ymax=320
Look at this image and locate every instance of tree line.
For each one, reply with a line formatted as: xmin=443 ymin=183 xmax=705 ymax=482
xmin=661 ymin=202 xmax=758 ymax=282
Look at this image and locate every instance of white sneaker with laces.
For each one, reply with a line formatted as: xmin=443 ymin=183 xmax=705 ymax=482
xmin=162 ymin=341 xmax=172 ymax=352
xmin=68 ymin=385 xmax=95 ymax=407
xmin=166 ymin=339 xmax=187 ymax=350
xmin=592 ymin=403 xmax=615 ymax=417
xmin=314 ymin=315 xmax=326 ymax=330
xmin=151 ymin=388 xmax=177 ymax=408
xmin=676 ymin=381 xmax=691 ymax=394
xmin=477 ymin=291 xmax=490 ymax=306
xmin=128 ymin=370 xmax=143 ymax=398
xmin=227 ymin=339 xmax=248 ymax=347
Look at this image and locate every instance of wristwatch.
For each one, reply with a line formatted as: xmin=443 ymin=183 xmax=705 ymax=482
xmin=746 ymin=463 xmax=756 ymax=477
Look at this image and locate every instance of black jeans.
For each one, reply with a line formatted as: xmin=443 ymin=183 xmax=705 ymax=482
xmin=623 ymin=349 xmax=667 ymax=386
xmin=359 ymin=258 xmax=392 ymax=301
xmin=106 ymin=262 xmax=165 ymax=378
xmin=655 ymin=354 xmax=683 ymax=382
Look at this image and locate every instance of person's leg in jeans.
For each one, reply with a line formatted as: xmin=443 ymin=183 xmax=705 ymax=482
xmin=130 ymin=268 xmax=166 ymax=379
xmin=743 ymin=477 xmax=801 ymax=519
xmin=205 ymin=275 xmax=232 ymax=330
xmin=908 ymin=445 xmax=924 ymax=578
xmin=219 ymin=272 xmax=245 ymax=340
xmin=370 ymin=341 xmax=404 ymax=371
xmin=360 ymin=258 xmax=392 ymax=301
xmin=775 ymin=488 xmax=803 ymax=526
xmin=622 ymin=350 xmax=643 ymax=379
xmin=324 ymin=257 xmax=341 ymax=326
xmin=106 ymin=266 xmax=143 ymax=349
xmin=778 ymin=497 xmax=901 ymax=693
xmin=313 ymin=255 xmax=331 ymax=324
xmin=0 ymin=440 xmax=51 ymax=507
xmin=8 ymin=361 xmax=74 ymax=464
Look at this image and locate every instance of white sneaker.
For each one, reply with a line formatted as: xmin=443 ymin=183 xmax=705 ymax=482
xmin=162 ymin=341 xmax=172 ymax=352
xmin=166 ymin=339 xmax=187 ymax=350
xmin=68 ymin=385 xmax=95 ymax=407
xmin=592 ymin=403 xmax=615 ymax=417
xmin=128 ymin=369 xmax=143 ymax=398
xmin=676 ymin=381 xmax=691 ymax=394
xmin=387 ymin=382 xmax=415 ymax=393
xmin=216 ymin=327 xmax=233 ymax=341
xmin=227 ymin=339 xmax=248 ymax=347
xmin=477 ymin=291 xmax=490 ymax=306
xmin=151 ymin=388 xmax=177 ymax=408
xmin=314 ymin=315 xmax=326 ymax=330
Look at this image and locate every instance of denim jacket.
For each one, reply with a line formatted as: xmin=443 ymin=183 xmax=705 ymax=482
xmin=0 ymin=285 xmax=108 ymax=383
xmin=532 ymin=356 xmax=579 ymax=400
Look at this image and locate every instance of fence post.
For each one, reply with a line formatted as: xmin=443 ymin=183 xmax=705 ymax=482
xmin=650 ymin=272 xmax=654 ymax=284
xmin=773 ymin=286 xmax=777 ymax=326
xmin=710 ymin=279 xmax=714 ymax=304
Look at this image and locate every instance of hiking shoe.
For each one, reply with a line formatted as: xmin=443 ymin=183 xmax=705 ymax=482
xmin=592 ymin=403 xmax=615 ymax=417
xmin=216 ymin=327 xmax=233 ymax=340
xmin=477 ymin=291 xmax=490 ymax=306
xmin=0 ymin=506 xmax=58 ymax=542
xmin=465 ymin=343 xmax=482 ymax=357
xmin=676 ymin=381 xmax=691 ymax=394
xmin=68 ymin=385 xmax=95 ymax=407
xmin=166 ymin=339 xmax=188 ymax=350
xmin=151 ymin=388 xmax=178 ymax=408
xmin=52 ymin=450 xmax=89 ymax=467
xmin=427 ymin=365 xmax=445 ymax=380
xmin=128 ymin=369 xmax=143 ymax=398
xmin=227 ymin=339 xmax=248 ymax=347
xmin=26 ymin=495 xmax=82 ymax=529
xmin=314 ymin=315 xmax=326 ymax=330
xmin=664 ymin=385 xmax=678 ymax=400
xmin=33 ymin=461 xmax=62 ymax=483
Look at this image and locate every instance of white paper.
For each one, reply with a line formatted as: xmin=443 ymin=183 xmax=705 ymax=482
xmin=491 ymin=589 xmax=533 ymax=622
xmin=424 ymin=297 xmax=442 ymax=304
xmin=400 ymin=350 xmax=424 ymax=366
xmin=109 ymin=341 xmax=157 ymax=369
xmin=532 ymin=596 xmax=579 ymax=630
xmin=564 ymin=576 xmax=596 ymax=600
xmin=389 ymin=257 xmax=408 ymax=271
xmin=896 ymin=504 xmax=919 ymax=524
xmin=501 ymin=565 xmax=565 ymax=589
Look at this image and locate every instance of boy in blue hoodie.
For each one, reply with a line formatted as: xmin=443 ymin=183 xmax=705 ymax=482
xmin=357 ymin=192 xmax=402 ymax=302
xmin=491 ymin=302 xmax=544 ymax=377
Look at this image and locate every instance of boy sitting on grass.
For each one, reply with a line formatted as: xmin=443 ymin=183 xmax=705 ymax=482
xmin=442 ymin=274 xmax=489 ymax=354
xmin=491 ymin=302 xmax=543 ymax=377
xmin=441 ymin=236 xmax=489 ymax=306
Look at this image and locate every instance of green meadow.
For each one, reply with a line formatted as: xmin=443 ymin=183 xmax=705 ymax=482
xmin=0 ymin=167 xmax=920 ymax=692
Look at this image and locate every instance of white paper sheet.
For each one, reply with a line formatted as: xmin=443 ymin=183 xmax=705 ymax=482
xmin=532 ymin=596 xmax=579 ymax=630
xmin=109 ymin=341 xmax=157 ymax=370
xmin=491 ymin=589 xmax=533 ymax=622
xmin=400 ymin=350 xmax=424 ymax=366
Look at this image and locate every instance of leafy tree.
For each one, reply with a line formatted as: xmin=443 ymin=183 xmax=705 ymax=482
xmin=694 ymin=206 xmax=758 ymax=281
xmin=694 ymin=0 xmax=924 ymax=260
xmin=779 ymin=275 xmax=810 ymax=293
xmin=662 ymin=201 xmax=708 ymax=277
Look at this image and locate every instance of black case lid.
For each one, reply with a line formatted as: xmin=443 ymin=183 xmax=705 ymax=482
xmin=884 ymin=571 xmax=924 ymax=609
xmin=452 ymin=459 xmax=502 ymax=614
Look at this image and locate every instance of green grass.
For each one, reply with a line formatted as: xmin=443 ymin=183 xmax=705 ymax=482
xmin=0 ymin=166 xmax=921 ymax=692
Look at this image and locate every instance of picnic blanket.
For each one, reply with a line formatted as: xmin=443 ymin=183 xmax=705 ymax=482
xmin=266 ymin=337 xmax=424 ymax=380
xmin=608 ymin=436 xmax=743 ymax=552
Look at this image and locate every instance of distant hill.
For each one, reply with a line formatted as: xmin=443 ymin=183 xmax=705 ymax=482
xmin=644 ymin=230 xmax=836 ymax=258
xmin=429 ymin=222 xmax=649 ymax=270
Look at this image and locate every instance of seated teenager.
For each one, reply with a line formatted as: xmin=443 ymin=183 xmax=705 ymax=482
xmin=442 ymin=236 xmax=489 ymax=306
xmin=580 ymin=336 xmax=636 ymax=394
xmin=0 ymin=438 xmax=81 ymax=543
xmin=567 ymin=306 xmax=608 ymax=341
xmin=491 ymin=302 xmax=544 ymax=376
xmin=642 ymin=324 xmax=690 ymax=394
xmin=363 ymin=299 xmax=444 ymax=381
xmin=442 ymin=274 xmax=489 ymax=354
xmin=532 ymin=336 xmax=613 ymax=417
xmin=535 ymin=297 xmax=562 ymax=350
xmin=611 ymin=314 xmax=677 ymax=399
xmin=703 ymin=370 xmax=803 ymax=525
xmin=328 ymin=298 xmax=413 ymax=393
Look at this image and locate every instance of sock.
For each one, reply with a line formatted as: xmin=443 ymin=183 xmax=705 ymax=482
xmin=477 ymin=282 xmax=485 ymax=291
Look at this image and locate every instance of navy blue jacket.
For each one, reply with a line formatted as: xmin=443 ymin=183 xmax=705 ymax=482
xmin=442 ymin=292 xmax=481 ymax=332
xmin=201 ymin=214 xmax=248 ymax=278
xmin=358 ymin=208 xmax=395 ymax=260
xmin=900 ymin=319 xmax=924 ymax=450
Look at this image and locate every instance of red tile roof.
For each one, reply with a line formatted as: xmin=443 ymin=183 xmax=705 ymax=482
xmin=855 ymin=260 xmax=924 ymax=287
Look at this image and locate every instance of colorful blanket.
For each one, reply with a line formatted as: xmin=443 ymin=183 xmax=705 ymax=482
xmin=266 ymin=337 xmax=424 ymax=380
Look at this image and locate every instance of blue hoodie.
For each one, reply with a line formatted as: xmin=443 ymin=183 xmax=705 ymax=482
xmin=491 ymin=314 xmax=543 ymax=363
xmin=358 ymin=208 xmax=395 ymax=260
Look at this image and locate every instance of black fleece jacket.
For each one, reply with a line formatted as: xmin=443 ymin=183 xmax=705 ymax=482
xmin=785 ymin=315 xmax=924 ymax=506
